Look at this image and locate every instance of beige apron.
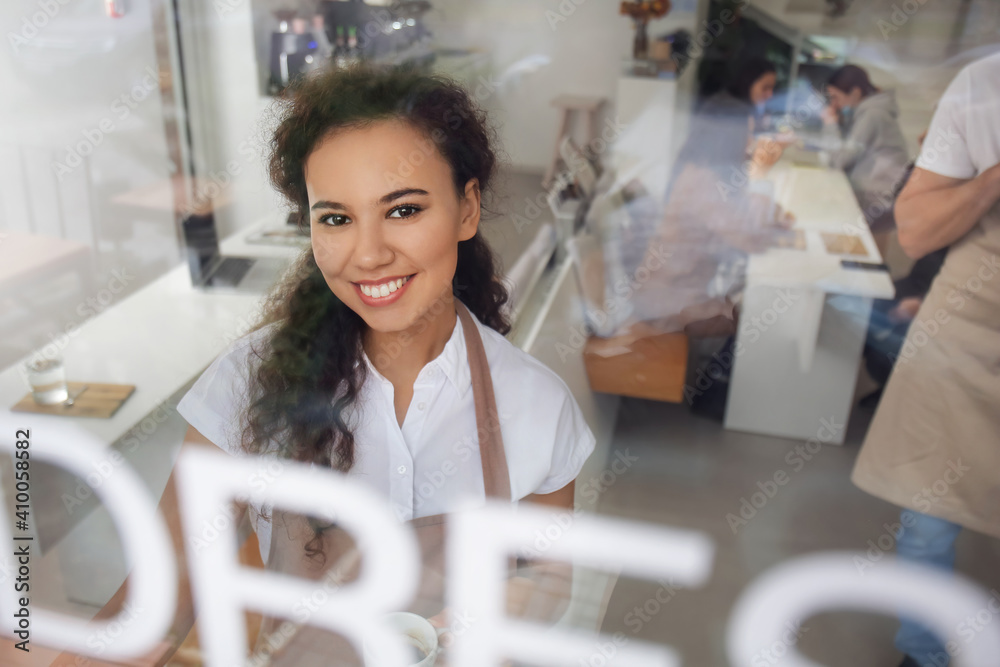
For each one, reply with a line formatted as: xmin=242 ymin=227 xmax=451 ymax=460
xmin=252 ymin=300 xmax=513 ymax=665
xmin=852 ymin=200 xmax=1000 ymax=538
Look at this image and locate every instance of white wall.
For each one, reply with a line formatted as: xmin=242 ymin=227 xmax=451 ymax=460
xmin=426 ymin=0 xmax=706 ymax=174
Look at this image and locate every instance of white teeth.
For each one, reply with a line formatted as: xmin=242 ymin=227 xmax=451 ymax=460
xmin=359 ymin=275 xmax=412 ymax=298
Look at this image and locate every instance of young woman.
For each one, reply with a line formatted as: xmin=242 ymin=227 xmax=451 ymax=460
xmin=669 ymin=56 xmax=782 ymax=204
xmin=166 ymin=64 xmax=595 ymax=659
xmin=823 ymin=64 xmax=910 ymax=234
xmin=628 ymin=57 xmax=792 ymax=337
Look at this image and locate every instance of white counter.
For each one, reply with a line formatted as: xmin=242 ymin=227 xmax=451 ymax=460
xmin=724 ymin=163 xmax=896 ymax=444
xmin=0 ymin=214 xmax=300 ymax=451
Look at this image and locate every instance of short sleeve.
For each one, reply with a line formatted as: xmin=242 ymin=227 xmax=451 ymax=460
xmin=531 ymin=388 xmax=597 ymax=496
xmin=176 ymin=329 xmax=269 ymax=456
xmin=915 ymin=66 xmax=974 ymax=179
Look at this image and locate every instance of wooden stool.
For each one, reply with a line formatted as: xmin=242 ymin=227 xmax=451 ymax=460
xmin=543 ymin=94 xmax=607 ymax=189
xmin=582 ymin=328 xmax=689 ymax=403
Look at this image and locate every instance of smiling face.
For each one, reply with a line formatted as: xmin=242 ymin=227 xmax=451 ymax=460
xmin=305 ymin=119 xmax=480 ymax=334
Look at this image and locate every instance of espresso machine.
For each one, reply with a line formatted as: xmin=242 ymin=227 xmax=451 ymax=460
xmin=268 ymin=11 xmax=322 ymax=94
xmin=319 ymin=0 xmax=433 ymax=63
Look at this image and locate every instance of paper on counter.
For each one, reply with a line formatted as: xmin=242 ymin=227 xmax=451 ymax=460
xmin=747 ymin=249 xmax=842 ymax=288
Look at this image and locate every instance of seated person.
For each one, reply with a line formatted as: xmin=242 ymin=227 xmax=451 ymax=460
xmin=622 ymin=58 xmax=794 ymax=420
xmin=627 ymin=57 xmax=793 ymax=336
xmin=823 ymin=64 xmax=910 ymax=240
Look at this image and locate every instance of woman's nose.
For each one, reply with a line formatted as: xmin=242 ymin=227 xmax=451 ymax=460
xmin=353 ymin=218 xmax=394 ymax=269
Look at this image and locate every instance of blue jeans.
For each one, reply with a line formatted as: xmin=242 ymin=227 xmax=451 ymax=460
xmin=894 ymin=509 xmax=963 ymax=666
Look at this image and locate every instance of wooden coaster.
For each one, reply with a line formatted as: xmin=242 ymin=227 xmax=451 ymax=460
xmin=821 ymin=232 xmax=869 ymax=257
xmin=771 ymin=229 xmax=806 ymax=250
xmin=11 ymin=382 xmax=135 ymax=419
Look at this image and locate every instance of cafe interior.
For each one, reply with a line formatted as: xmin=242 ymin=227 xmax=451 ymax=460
xmin=2 ymin=0 xmax=1000 ymax=665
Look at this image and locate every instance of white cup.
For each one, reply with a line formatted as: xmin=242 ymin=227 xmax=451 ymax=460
xmin=363 ymin=612 xmax=443 ymax=667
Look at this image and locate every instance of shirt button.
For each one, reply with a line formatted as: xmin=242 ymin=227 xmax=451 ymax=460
xmin=417 ymin=402 xmax=426 ymax=410
xmin=397 ymin=465 xmax=407 ymax=474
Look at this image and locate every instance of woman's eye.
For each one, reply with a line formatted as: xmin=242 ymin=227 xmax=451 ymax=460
xmin=318 ymin=214 xmax=349 ymax=227
xmin=388 ymin=204 xmax=421 ymax=219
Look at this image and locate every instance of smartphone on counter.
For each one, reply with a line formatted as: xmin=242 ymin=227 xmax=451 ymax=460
xmin=841 ymin=259 xmax=890 ymax=272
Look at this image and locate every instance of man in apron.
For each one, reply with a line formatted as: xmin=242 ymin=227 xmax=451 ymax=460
xmin=851 ymin=52 xmax=1000 ymax=667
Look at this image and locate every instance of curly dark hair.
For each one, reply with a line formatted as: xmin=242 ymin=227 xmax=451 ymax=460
xmin=234 ymin=63 xmax=511 ymax=550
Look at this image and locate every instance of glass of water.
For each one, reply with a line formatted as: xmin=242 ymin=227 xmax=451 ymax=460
xmin=26 ymin=357 xmax=69 ymax=405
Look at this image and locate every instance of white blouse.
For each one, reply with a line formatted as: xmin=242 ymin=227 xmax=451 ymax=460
xmin=176 ymin=299 xmax=596 ymax=564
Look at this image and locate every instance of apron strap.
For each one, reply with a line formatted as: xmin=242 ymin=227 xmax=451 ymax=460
xmin=455 ymin=299 xmax=512 ymax=502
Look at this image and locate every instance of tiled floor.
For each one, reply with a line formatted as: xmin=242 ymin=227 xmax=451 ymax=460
xmin=593 ymin=397 xmax=1000 ymax=667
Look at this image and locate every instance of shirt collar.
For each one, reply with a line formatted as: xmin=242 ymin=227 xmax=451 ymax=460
xmin=358 ymin=299 xmax=474 ymax=398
